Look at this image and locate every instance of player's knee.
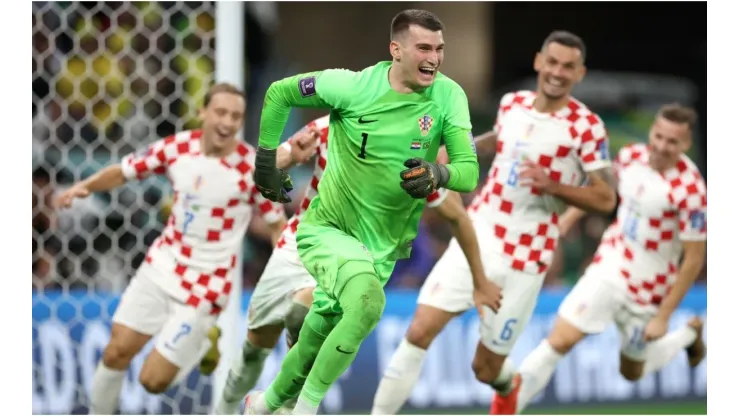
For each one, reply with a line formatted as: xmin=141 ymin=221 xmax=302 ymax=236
xmin=102 ymin=341 xmax=136 ymax=369
xmin=139 ymin=365 xmax=174 ymax=394
xmin=341 ymin=272 xmax=386 ymax=335
xmin=405 ymin=318 xmax=437 ymax=350
xmin=619 ymin=357 xmax=644 ymax=381
xmin=292 ymin=287 xmax=314 ymax=307
xmin=547 ymin=317 xmax=585 ymax=355
xmin=405 ymin=305 xmax=454 ymax=350
xmin=284 ymin=300 xmax=310 ymax=347
xmin=471 ymin=348 xmax=503 ymax=383
xmin=139 ymin=373 xmax=171 ymax=394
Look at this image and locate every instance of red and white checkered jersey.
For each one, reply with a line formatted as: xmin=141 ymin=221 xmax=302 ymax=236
xmin=275 ymin=115 xmax=448 ymax=252
xmin=468 ymin=90 xmax=611 ymax=275
xmin=591 ymin=143 xmax=707 ymax=310
xmin=121 ymin=130 xmax=285 ymax=314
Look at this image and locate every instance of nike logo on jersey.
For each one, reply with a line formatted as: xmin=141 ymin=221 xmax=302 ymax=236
xmin=358 ymin=116 xmax=378 ymax=124
xmin=336 ymin=345 xmax=355 ymax=354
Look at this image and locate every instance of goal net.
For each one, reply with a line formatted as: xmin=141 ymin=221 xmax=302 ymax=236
xmin=32 ymin=2 xmax=218 ymax=413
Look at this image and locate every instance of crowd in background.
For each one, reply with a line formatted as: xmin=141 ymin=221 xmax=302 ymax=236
xmin=32 ymin=2 xmax=707 ymax=295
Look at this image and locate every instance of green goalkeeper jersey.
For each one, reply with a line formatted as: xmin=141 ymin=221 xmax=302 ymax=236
xmin=258 ymin=61 xmax=479 ymax=262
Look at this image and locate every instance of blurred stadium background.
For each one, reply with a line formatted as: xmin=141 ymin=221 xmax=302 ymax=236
xmin=32 ymin=1 xmax=707 ymax=414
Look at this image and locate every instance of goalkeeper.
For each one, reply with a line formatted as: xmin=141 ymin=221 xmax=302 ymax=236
xmin=246 ymin=9 xmax=500 ymax=415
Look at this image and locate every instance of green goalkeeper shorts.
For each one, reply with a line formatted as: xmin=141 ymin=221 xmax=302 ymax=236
xmin=296 ymin=221 xmax=395 ymax=316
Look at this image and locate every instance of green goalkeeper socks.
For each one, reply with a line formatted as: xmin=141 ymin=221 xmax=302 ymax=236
xmin=263 ymin=271 xmax=386 ymax=409
xmin=262 ymin=318 xmax=328 ymax=411
xmin=299 ymin=272 xmax=386 ymax=406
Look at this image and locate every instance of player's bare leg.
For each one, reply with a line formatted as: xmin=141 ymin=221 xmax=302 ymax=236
xmin=619 ymin=316 xmax=705 ymax=381
xmin=277 ymin=288 xmax=313 ymax=413
xmin=472 ymin=344 xmax=517 ymax=395
xmin=218 ymin=324 xmax=282 ymax=414
xmin=218 ymin=287 xmax=313 ymax=415
xmin=90 ymin=323 xmax=152 ymax=414
xmin=491 ymin=316 xmax=586 ymax=415
xmin=371 ymin=305 xmax=458 ymax=414
xmin=139 ymin=348 xmax=184 ymax=393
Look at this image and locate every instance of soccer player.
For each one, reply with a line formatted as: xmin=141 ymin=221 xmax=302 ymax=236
xmin=371 ymin=30 xmax=619 ymax=415
xmin=245 ymin=9 xmax=504 ymax=415
xmin=53 ymin=83 xmax=316 ymax=415
xmin=490 ymin=104 xmax=707 ymax=415
xmin=215 ymin=115 xmax=495 ymax=415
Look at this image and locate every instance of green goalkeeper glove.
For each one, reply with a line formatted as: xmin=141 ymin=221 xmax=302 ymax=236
xmin=399 ymin=158 xmax=450 ymax=199
xmin=254 ymin=146 xmax=294 ymax=203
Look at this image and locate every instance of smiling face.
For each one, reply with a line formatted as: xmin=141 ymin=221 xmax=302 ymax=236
xmin=390 ymin=24 xmax=445 ymax=89
xmin=648 ymin=115 xmax=692 ymax=171
xmin=198 ymin=88 xmax=246 ymax=152
xmin=534 ymin=41 xmax=586 ymax=101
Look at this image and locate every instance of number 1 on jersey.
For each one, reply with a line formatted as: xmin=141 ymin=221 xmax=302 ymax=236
xmin=358 ymin=132 xmax=369 ymax=159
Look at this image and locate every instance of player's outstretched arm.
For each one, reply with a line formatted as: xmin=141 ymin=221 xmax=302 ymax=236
xmin=267 ymin=216 xmax=288 ymax=247
xmin=434 ymin=190 xmax=503 ymax=312
xmin=248 ymin=182 xmax=288 ymax=247
xmin=436 ymin=130 xmax=498 ymax=165
xmin=656 ymin=188 xmax=708 ymax=320
xmin=53 ymin=135 xmax=174 ymax=209
xmin=520 ymin=117 xmax=617 ymax=214
xmin=54 ymin=164 xmax=127 ymax=209
xmin=551 ymin=166 xmax=617 ymax=214
xmin=558 ymin=207 xmax=587 ymax=235
xmin=434 ymin=191 xmax=485 ymax=281
xmin=255 ymin=70 xmax=355 ymax=202
xmin=471 ymin=130 xmax=498 ymax=157
xmin=275 ymin=125 xmax=322 ymax=169
xmin=657 ymin=240 xmax=706 ymax=319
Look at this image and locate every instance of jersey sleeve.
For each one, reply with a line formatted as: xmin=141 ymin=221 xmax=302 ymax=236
xmin=120 ymin=136 xmax=174 ymax=180
xmin=613 ymin=144 xmax=640 ymax=180
xmin=259 ymin=70 xmax=358 ymax=149
xmin=677 ymin=178 xmax=707 ymax=241
xmin=492 ymin=93 xmax=512 ymax=135
xmin=443 ymin=82 xmax=474 ymax=132
xmin=441 ymin=84 xmax=478 ymax=193
xmin=576 ymin=114 xmax=612 ymax=172
xmin=248 ymin=186 xmax=286 ymax=224
xmin=425 ymin=188 xmax=448 ymax=208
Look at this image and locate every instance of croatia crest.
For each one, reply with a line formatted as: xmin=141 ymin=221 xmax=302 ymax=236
xmin=418 ymin=114 xmax=434 ymax=137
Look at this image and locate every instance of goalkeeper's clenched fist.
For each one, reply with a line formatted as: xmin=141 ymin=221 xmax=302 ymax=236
xmin=399 ymin=158 xmax=450 ymax=199
xmin=255 ymin=147 xmax=294 ymax=203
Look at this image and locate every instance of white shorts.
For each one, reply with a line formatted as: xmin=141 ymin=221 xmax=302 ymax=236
xmin=247 ymin=247 xmax=316 ymax=330
xmin=558 ymin=262 xmax=654 ymax=361
xmin=417 ymin=234 xmax=544 ymax=355
xmin=112 ymin=262 xmax=218 ymax=370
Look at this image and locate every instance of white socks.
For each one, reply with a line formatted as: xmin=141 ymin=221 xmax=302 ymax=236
xmin=371 ymin=338 xmax=428 ymax=415
xmin=516 ymin=340 xmax=563 ymax=413
xmin=490 ymin=358 xmax=517 ymax=395
xmin=292 ymin=396 xmax=320 ymax=415
xmin=643 ymin=326 xmax=697 ymax=374
xmin=89 ymin=362 xmax=126 ymax=414
xmin=514 ymin=326 xmax=699 ymax=414
xmin=216 ymin=339 xmax=272 ymax=414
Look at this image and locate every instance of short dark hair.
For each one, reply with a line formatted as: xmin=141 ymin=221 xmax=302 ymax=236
xmin=658 ymin=103 xmax=698 ymax=130
xmin=542 ymin=30 xmax=587 ymax=62
xmin=203 ymin=83 xmax=246 ymax=108
xmin=390 ymin=9 xmax=444 ymax=40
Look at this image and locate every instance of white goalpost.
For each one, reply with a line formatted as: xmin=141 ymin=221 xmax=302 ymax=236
xmin=212 ymin=1 xmax=245 ymax=413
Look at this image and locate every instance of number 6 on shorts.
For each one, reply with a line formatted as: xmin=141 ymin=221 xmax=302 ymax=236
xmin=499 ymin=318 xmax=518 ymax=341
